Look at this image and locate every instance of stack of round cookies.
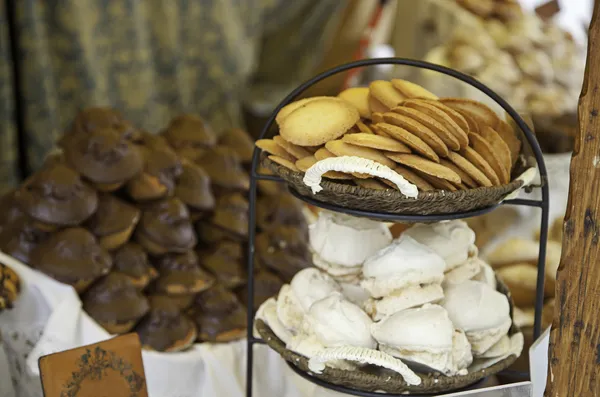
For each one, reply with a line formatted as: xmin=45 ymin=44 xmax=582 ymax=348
xmin=257 ymin=79 xmax=522 ymax=198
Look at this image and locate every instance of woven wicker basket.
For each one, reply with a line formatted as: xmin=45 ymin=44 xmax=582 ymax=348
xmin=262 ymin=156 xmax=525 ymax=216
xmin=256 ymin=279 xmax=521 ymax=395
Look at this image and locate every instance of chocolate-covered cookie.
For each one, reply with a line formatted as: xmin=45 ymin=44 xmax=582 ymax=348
xmin=188 ymin=284 xmax=247 ymax=342
xmin=256 ymin=193 xmax=307 ymax=232
xmin=15 ymin=163 xmax=98 ymax=229
xmin=152 ymin=250 xmax=215 ymax=295
xmin=237 ymin=270 xmax=283 ymax=311
xmin=112 ymin=243 xmax=157 ymax=290
xmin=219 ymin=128 xmax=254 ymax=165
xmin=64 ymin=107 xmax=140 ymax=143
xmin=86 ymin=194 xmax=140 ymax=251
xmin=174 ymin=160 xmax=215 ymax=217
xmin=255 ymin=226 xmax=311 ymax=282
xmin=30 ymin=228 xmax=112 ymax=292
xmin=63 ymin=128 xmax=143 ymax=191
xmin=0 ymin=217 xmax=49 ymax=264
xmin=82 ymin=273 xmax=149 ymax=334
xmin=195 ymin=221 xmax=243 ymax=246
xmin=196 ymin=146 xmax=249 ymax=192
xmin=162 ymin=114 xmax=217 ymax=161
xmin=135 ymin=295 xmax=197 ymax=352
xmin=211 ymin=193 xmax=248 ymax=239
xmin=199 ymin=241 xmax=246 ymax=289
xmin=135 ymin=198 xmax=197 ymax=255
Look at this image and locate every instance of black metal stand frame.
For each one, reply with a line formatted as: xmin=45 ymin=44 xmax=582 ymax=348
xmin=245 ymin=58 xmax=550 ymax=397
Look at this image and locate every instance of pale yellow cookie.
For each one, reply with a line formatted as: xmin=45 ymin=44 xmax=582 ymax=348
xmin=314 ymin=148 xmax=336 ymax=161
xmin=391 ymin=79 xmax=438 ymax=100
xmin=469 ymin=133 xmax=508 ymax=184
xmin=385 ymin=153 xmax=461 ymax=184
xmin=480 ymin=126 xmax=512 ymax=172
xmin=376 ymin=123 xmax=439 ymax=162
xmin=368 ymin=94 xmax=389 ymax=114
xmin=392 ymin=106 xmax=460 ymax=151
xmin=497 ymin=118 xmax=522 ymax=167
xmin=371 ymin=112 xmax=385 ymax=124
xmin=269 ymin=155 xmax=299 ymax=172
xmin=440 ymin=159 xmax=477 ymax=188
xmin=342 ymin=133 xmax=411 ymax=153
xmin=383 ymin=112 xmax=449 ymax=157
xmin=369 ymin=80 xmax=405 ymax=109
xmin=418 ymin=172 xmax=459 ymax=192
xmin=275 ymin=96 xmax=329 ymax=125
xmin=446 ymin=152 xmax=492 ymax=187
xmin=273 ymin=135 xmax=312 ymax=159
xmin=460 ymin=111 xmax=481 ymax=134
xmin=355 ymin=178 xmax=388 ymax=190
xmin=420 ymin=99 xmax=471 ymax=134
xmin=372 ymin=124 xmax=392 ymax=138
xmin=256 ymin=139 xmax=296 ymax=161
xmin=461 ymin=146 xmax=501 ymax=186
xmin=325 ymin=140 xmax=396 ymax=168
xmin=356 ymin=120 xmax=375 ymax=134
xmin=393 ymin=165 xmax=434 ymax=192
xmin=338 ymin=87 xmax=371 ymax=119
xmin=440 ymin=98 xmax=502 ymax=129
xmin=279 ymin=98 xmax=360 ymax=146
xmin=295 ymin=155 xmax=351 ymax=179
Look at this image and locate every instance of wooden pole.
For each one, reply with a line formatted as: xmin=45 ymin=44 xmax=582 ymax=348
xmin=545 ymin=3 xmax=600 ymax=396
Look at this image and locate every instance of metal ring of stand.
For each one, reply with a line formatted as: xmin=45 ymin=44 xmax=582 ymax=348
xmin=245 ymin=58 xmax=550 ymax=397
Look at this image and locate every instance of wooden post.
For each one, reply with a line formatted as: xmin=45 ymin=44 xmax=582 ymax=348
xmin=545 ymin=3 xmax=600 ymax=396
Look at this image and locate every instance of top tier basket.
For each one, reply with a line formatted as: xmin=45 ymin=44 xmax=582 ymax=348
xmin=254 ymin=58 xmax=544 ymax=219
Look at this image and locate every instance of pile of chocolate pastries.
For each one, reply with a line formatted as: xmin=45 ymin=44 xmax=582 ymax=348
xmin=0 ymin=108 xmax=311 ymax=352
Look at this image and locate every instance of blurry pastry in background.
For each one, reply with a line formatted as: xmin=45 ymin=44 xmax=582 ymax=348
xmin=188 ymin=284 xmax=247 ymax=342
xmin=82 ymin=273 xmax=150 ymax=334
xmin=542 ymin=299 xmax=554 ymax=329
xmin=465 ymin=207 xmax=519 ymax=248
xmin=256 ymin=194 xmax=307 ymax=232
xmin=30 ymin=228 xmax=112 ymax=293
xmin=200 ymin=241 xmax=246 ymax=289
xmin=256 ymin=165 xmax=283 ymax=196
xmin=135 ymin=198 xmax=197 ymax=255
xmin=127 ymin=131 xmax=183 ymax=202
xmin=151 ymin=251 xmax=215 ymax=295
xmin=195 ymin=221 xmax=242 ymax=246
xmin=255 ymin=226 xmax=311 ymax=282
xmin=485 ymin=238 xmax=540 ymax=268
xmin=15 ymin=163 xmax=98 ymax=230
xmin=63 ymin=128 xmax=143 ymax=192
xmin=174 ymin=161 xmax=215 ymax=220
xmin=211 ymin=193 xmax=249 ymax=239
xmin=85 ymin=194 xmax=140 ymax=251
xmin=496 ymin=263 xmax=540 ymax=307
xmin=219 ymin=128 xmax=254 ymax=165
xmin=238 ymin=270 xmax=283 ymax=311
xmin=196 ymin=146 xmax=249 ymax=193
xmin=0 ymin=217 xmax=50 ymax=264
xmin=162 ymin=114 xmax=217 ymax=161
xmin=0 ymin=191 xmax=25 ymax=234
xmin=62 ymin=107 xmax=140 ymax=144
xmin=112 ymin=243 xmax=158 ymax=290
xmin=135 ymin=295 xmax=197 ymax=352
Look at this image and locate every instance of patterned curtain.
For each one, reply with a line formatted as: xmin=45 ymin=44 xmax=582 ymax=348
xmin=0 ymin=0 xmax=344 ymax=193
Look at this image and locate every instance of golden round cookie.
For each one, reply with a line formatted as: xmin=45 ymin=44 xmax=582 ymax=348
xmin=376 ymin=123 xmax=439 ymax=162
xmin=383 ymin=112 xmax=449 ymax=157
xmin=401 ymin=99 xmax=468 ymax=149
xmin=256 ymin=139 xmax=296 ymax=161
xmin=385 ymin=154 xmax=461 ymax=184
xmin=469 ymin=133 xmax=508 ymax=184
xmin=371 ymin=112 xmax=385 ymax=124
xmin=275 ymin=96 xmax=329 ymax=125
xmin=372 ymin=124 xmax=392 ymax=138
xmin=352 ymin=172 xmax=372 ymax=179
xmin=279 ymin=98 xmax=360 ymax=146
xmin=440 ymin=159 xmax=477 ymax=188
xmin=461 ymin=146 xmax=501 ymax=185
xmin=342 ymin=133 xmax=411 ymax=153
xmin=304 ymin=145 xmax=322 ymax=154
xmin=417 ymin=171 xmax=458 ymax=192
xmin=392 ymin=106 xmax=460 ymax=151
xmin=480 ymin=126 xmax=512 ymax=173
xmin=338 ymin=87 xmax=371 ymax=119
xmin=496 ymin=118 xmax=522 ymax=167
xmin=354 ymin=178 xmax=388 ymax=190
xmin=369 ymin=80 xmax=405 ymax=109
xmin=439 ymin=98 xmax=501 ymax=129
xmin=393 ymin=165 xmax=434 ymax=192
xmin=269 ymin=155 xmax=299 ymax=172
xmin=368 ymin=94 xmax=389 ymax=114
xmin=446 ymin=151 xmax=492 ymax=187
xmin=273 ymin=135 xmax=312 ymax=159
xmin=421 ymin=99 xmax=471 ymax=134
xmin=314 ymin=148 xmax=336 ymax=161
xmin=296 ymin=155 xmax=351 ymax=179
xmin=356 ymin=120 xmax=375 ymax=134
xmin=325 ymin=140 xmax=396 ymax=168
xmin=391 ymin=79 xmax=438 ymax=100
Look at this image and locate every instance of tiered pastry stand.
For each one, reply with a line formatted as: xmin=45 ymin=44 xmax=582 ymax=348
xmin=245 ymin=58 xmax=549 ymax=397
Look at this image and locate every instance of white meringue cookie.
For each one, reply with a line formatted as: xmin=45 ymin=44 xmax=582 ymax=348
xmin=339 ymin=280 xmax=370 ymax=307
xmin=309 ymin=211 xmax=392 ymax=268
xmin=290 ymin=268 xmax=341 ymax=312
xmin=403 ymin=221 xmax=476 ymax=271
xmin=260 ymin=298 xmax=292 ymax=344
xmin=443 ymin=255 xmax=484 ymax=286
xmin=312 ymin=253 xmax=362 ymax=278
xmin=276 ymin=284 xmax=305 ymax=334
xmin=361 ymin=235 xmax=445 ymax=298
xmin=364 ymin=283 xmax=444 ymax=321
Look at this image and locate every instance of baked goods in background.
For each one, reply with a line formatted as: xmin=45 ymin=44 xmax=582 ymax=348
xmin=0 ymin=262 xmax=20 ymax=311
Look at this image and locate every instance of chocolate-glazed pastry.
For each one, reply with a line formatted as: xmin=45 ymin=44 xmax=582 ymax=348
xmin=162 ymin=114 xmax=217 ymax=161
xmin=15 ymin=163 xmax=98 ymax=229
xmin=174 ymin=160 xmax=215 ymax=217
xmin=85 ymin=194 xmax=140 ymax=251
xmin=135 ymin=295 xmax=197 ymax=352
xmin=211 ymin=193 xmax=248 ymax=239
xmin=237 ymin=270 xmax=283 ymax=311
xmin=63 ymin=128 xmax=143 ymax=191
xmin=82 ymin=273 xmax=149 ymax=334
xmin=135 ymin=198 xmax=197 ymax=255
xmin=30 ymin=228 xmax=112 ymax=292
xmin=152 ymin=251 xmax=215 ymax=295
xmin=127 ymin=131 xmax=182 ymax=202
xmin=188 ymin=284 xmax=247 ymax=342
xmin=219 ymin=128 xmax=254 ymax=165
xmin=195 ymin=221 xmax=243 ymax=246
xmin=199 ymin=241 xmax=246 ymax=289
xmin=112 ymin=243 xmax=158 ymax=290
xmin=63 ymin=107 xmax=140 ymax=144
xmin=0 ymin=217 xmax=49 ymax=264
xmin=255 ymin=226 xmax=311 ymax=282
xmin=196 ymin=146 xmax=249 ymax=192
xmin=256 ymin=193 xmax=307 ymax=232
